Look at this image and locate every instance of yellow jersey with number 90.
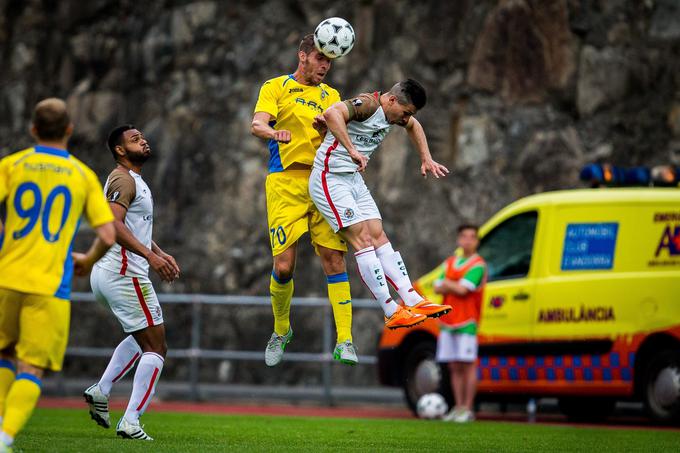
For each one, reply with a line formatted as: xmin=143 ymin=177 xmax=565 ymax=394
xmin=254 ymin=74 xmax=340 ymax=172
xmin=0 ymin=146 xmax=113 ymax=299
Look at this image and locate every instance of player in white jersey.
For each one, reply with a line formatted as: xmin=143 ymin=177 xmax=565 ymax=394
xmin=84 ymin=125 xmax=180 ymax=441
xmin=309 ymin=79 xmax=451 ymax=329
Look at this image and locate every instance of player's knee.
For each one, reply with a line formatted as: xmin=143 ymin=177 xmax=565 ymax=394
xmin=319 ymin=250 xmax=346 ymax=275
xmin=272 ymin=262 xmax=294 ymax=281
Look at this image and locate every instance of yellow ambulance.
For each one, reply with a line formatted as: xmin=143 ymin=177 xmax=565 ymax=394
xmin=378 ymin=188 xmax=680 ymax=422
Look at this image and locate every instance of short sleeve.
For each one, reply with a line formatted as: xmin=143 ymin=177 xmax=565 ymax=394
xmin=343 ymin=93 xmax=380 ymax=122
xmin=461 ymin=264 xmax=485 ymax=289
xmin=327 ymin=87 xmax=341 ymax=106
xmin=84 ymin=171 xmax=114 ymax=228
xmin=105 ymin=170 xmax=136 ymax=209
xmin=254 ymin=80 xmax=280 ymax=119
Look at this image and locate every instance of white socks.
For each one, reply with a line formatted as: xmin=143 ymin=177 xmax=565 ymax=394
xmin=376 ymin=243 xmax=423 ymax=306
xmin=354 ymin=246 xmax=399 ymax=317
xmin=98 ymin=335 xmax=142 ymax=396
xmin=124 ymin=352 xmax=164 ymax=422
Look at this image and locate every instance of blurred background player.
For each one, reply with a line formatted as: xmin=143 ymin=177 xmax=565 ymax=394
xmin=0 ymin=98 xmax=115 ymax=452
xmin=83 ymin=125 xmax=180 ymax=441
xmin=309 ymin=79 xmax=450 ymax=329
xmin=434 ymin=224 xmax=486 ymax=423
xmin=251 ymin=35 xmax=356 ymax=366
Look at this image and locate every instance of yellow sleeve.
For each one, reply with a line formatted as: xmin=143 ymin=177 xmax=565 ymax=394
xmin=83 ymin=169 xmax=114 ymax=228
xmin=253 ymin=80 xmax=280 ymax=119
xmin=0 ymin=157 xmax=9 ymax=203
xmin=414 ymin=261 xmax=446 ymax=305
xmin=328 ymin=87 xmax=341 ymax=105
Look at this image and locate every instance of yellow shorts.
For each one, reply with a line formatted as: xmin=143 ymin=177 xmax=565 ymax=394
xmin=266 ymin=169 xmax=347 ymax=256
xmin=0 ymin=288 xmax=70 ymax=372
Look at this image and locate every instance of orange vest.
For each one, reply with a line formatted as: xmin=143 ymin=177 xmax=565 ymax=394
xmin=439 ymin=254 xmax=486 ymax=328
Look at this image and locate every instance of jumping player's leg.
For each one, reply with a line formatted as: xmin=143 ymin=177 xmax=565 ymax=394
xmin=367 ymin=221 xmax=450 ymax=318
xmin=342 ymin=221 xmax=424 ymax=329
xmin=265 ymin=171 xmax=314 ymax=366
xmin=271 ymin=244 xmax=296 ymax=337
xmin=317 ymin=246 xmax=352 ymax=344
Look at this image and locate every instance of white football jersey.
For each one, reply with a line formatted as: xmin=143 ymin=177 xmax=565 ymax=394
xmin=96 ymin=168 xmax=153 ymax=277
xmin=314 ymin=92 xmax=392 ymax=173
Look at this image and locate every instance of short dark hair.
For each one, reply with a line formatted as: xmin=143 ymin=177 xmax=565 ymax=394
xmin=299 ymin=34 xmax=316 ymax=54
xmin=32 ymin=98 xmax=71 ymax=140
xmin=389 ymin=78 xmax=427 ymax=110
xmin=457 ymin=224 xmax=479 ymax=234
xmin=107 ymin=124 xmax=135 ymax=160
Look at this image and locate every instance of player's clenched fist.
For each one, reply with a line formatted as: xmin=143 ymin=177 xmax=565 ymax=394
xmin=272 ymin=129 xmax=291 ymax=143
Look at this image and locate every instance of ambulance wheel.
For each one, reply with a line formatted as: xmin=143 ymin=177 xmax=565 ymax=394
xmin=402 ymin=341 xmax=452 ymax=415
xmin=643 ymin=350 xmax=680 ymax=423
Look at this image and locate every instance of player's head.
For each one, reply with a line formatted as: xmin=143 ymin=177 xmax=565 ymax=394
xmin=297 ymin=34 xmax=332 ymax=86
xmin=457 ymin=224 xmax=479 ymax=255
xmin=31 ymin=98 xmax=73 ymax=143
xmin=107 ymin=124 xmax=151 ymax=165
xmin=383 ymin=79 xmax=427 ymax=126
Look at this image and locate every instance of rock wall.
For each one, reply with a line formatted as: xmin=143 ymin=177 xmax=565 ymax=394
xmin=1 ymin=0 xmax=679 ymax=388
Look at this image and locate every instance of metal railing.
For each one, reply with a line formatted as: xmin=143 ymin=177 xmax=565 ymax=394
xmin=57 ymin=292 xmax=401 ymax=405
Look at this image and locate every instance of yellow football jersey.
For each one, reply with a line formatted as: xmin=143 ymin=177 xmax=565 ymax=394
xmin=0 ymin=146 xmax=113 ymax=299
xmin=254 ymin=74 xmax=340 ymax=172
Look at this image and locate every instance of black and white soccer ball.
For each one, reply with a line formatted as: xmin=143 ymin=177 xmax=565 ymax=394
xmin=416 ymin=393 xmax=448 ymax=420
xmin=313 ymin=17 xmax=355 ymax=59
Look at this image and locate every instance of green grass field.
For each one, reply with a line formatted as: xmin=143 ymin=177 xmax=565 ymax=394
xmin=14 ymin=408 xmax=680 ymax=452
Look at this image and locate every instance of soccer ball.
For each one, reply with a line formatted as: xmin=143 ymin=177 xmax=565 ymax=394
xmin=313 ymin=17 xmax=355 ymax=59
xmin=416 ymin=393 xmax=448 ymax=420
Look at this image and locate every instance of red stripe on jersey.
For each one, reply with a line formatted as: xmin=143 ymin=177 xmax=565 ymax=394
xmin=112 ymin=352 xmax=140 ymax=383
xmin=132 ymin=277 xmax=154 ymax=327
xmin=136 ymin=366 xmax=160 ymax=411
xmin=323 ymin=139 xmax=339 ymax=173
xmin=120 ymin=247 xmax=128 ymax=275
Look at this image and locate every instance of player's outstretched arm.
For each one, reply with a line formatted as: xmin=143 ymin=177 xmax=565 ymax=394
xmin=72 ymin=222 xmax=115 ymax=276
xmin=404 ymin=117 xmax=449 ymax=179
xmin=323 ymin=102 xmax=368 ymax=171
xmin=251 ymin=112 xmax=291 ymax=143
xmin=110 ymin=203 xmax=178 ymax=282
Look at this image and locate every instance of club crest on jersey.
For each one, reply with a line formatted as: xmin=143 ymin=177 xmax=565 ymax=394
xmin=344 ymin=208 xmax=354 ymax=219
xmin=320 ymin=88 xmax=328 ymax=100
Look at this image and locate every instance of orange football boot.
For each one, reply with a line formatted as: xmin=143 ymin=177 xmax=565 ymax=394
xmin=407 ymin=300 xmax=452 ymax=319
xmin=385 ymin=305 xmax=427 ymax=329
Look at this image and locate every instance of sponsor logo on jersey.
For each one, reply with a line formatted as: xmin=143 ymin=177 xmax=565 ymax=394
xmin=289 ymin=88 xmax=303 ymax=93
xmin=110 ymin=191 xmax=120 ymax=202
xmin=294 ymin=98 xmax=323 ymax=113
xmin=352 ymin=98 xmax=363 ymax=106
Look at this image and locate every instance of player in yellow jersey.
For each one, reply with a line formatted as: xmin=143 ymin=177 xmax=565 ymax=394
xmin=0 ymin=99 xmax=115 ymax=452
xmin=251 ymin=34 xmax=356 ymax=366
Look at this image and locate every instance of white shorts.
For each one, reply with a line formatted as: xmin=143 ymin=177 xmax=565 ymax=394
xmin=436 ymin=331 xmax=478 ymax=363
xmin=90 ymin=265 xmax=163 ymax=333
xmin=309 ymin=168 xmax=382 ymax=232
